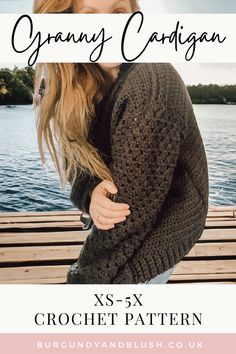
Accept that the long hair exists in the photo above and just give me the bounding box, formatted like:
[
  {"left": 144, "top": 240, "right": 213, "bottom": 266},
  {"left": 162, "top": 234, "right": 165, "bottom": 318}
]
[{"left": 33, "top": 0, "right": 140, "bottom": 188}]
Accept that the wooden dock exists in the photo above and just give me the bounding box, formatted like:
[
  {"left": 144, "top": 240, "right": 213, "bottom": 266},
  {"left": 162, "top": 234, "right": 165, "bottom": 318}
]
[{"left": 0, "top": 205, "right": 236, "bottom": 284}]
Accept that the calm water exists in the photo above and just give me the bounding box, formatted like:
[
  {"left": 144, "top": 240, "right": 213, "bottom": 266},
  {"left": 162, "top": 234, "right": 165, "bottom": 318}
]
[{"left": 0, "top": 104, "right": 235, "bottom": 212}]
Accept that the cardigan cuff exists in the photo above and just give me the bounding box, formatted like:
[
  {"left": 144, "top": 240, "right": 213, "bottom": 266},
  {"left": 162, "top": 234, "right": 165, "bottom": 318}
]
[
  {"left": 70, "top": 175, "right": 102, "bottom": 215},
  {"left": 67, "top": 261, "right": 88, "bottom": 284},
  {"left": 82, "top": 177, "right": 102, "bottom": 214}
]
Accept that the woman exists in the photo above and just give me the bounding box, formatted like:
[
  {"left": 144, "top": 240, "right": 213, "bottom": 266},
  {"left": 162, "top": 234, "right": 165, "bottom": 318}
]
[{"left": 33, "top": 0, "right": 209, "bottom": 284}]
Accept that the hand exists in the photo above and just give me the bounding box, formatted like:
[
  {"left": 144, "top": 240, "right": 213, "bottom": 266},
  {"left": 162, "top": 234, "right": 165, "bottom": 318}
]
[
  {"left": 89, "top": 180, "right": 131, "bottom": 230},
  {"left": 33, "top": 92, "right": 42, "bottom": 107}
]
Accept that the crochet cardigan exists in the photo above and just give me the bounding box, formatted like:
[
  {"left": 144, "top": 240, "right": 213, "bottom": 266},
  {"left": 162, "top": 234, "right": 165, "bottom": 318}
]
[{"left": 67, "top": 62, "right": 209, "bottom": 284}]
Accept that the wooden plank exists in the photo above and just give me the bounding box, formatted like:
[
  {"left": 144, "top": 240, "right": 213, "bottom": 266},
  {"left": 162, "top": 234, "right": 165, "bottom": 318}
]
[
  {"left": 0, "top": 211, "right": 81, "bottom": 217},
  {"left": 199, "top": 228, "right": 236, "bottom": 241},
  {"left": 0, "top": 230, "right": 234, "bottom": 244},
  {"left": 0, "top": 263, "right": 235, "bottom": 284},
  {"left": 0, "top": 206, "right": 234, "bottom": 219},
  {"left": 187, "top": 242, "right": 236, "bottom": 257},
  {"left": 0, "top": 230, "right": 90, "bottom": 244},
  {"left": 0, "top": 245, "right": 82, "bottom": 263},
  {"left": 0, "top": 260, "right": 236, "bottom": 284},
  {"left": 208, "top": 205, "right": 236, "bottom": 212},
  {"left": 1, "top": 220, "right": 235, "bottom": 230},
  {"left": 0, "top": 228, "right": 235, "bottom": 245},
  {"left": 205, "top": 220, "right": 236, "bottom": 228},
  {"left": 170, "top": 273, "right": 236, "bottom": 281},
  {"left": 1, "top": 241, "right": 235, "bottom": 264},
  {"left": 0, "top": 206, "right": 231, "bottom": 217},
  {"left": 0, "top": 215, "right": 83, "bottom": 224},
  {"left": 0, "top": 212, "right": 234, "bottom": 224},
  {"left": 0, "top": 265, "right": 69, "bottom": 284},
  {"left": 0, "top": 221, "right": 84, "bottom": 230},
  {"left": 3, "top": 219, "right": 233, "bottom": 230},
  {"left": 206, "top": 215, "right": 235, "bottom": 222},
  {"left": 207, "top": 211, "right": 235, "bottom": 218},
  {"left": 0, "top": 205, "right": 235, "bottom": 284},
  {"left": 173, "top": 260, "right": 236, "bottom": 274}
]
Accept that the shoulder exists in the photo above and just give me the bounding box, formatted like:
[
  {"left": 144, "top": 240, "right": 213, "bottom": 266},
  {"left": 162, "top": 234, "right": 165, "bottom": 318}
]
[{"left": 115, "top": 63, "right": 192, "bottom": 117}]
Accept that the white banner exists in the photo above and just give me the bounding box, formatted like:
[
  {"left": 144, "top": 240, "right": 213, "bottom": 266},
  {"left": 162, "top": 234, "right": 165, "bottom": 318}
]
[
  {"left": 0, "top": 13, "right": 235, "bottom": 64},
  {"left": 0, "top": 284, "right": 235, "bottom": 333}
]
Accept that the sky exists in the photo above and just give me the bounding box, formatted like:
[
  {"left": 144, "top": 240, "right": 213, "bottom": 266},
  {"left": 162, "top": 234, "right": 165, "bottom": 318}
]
[{"left": 0, "top": 0, "right": 236, "bottom": 85}]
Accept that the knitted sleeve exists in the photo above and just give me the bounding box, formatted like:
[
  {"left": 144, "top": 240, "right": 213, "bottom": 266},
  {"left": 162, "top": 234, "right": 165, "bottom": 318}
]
[
  {"left": 70, "top": 171, "right": 102, "bottom": 215},
  {"left": 70, "top": 96, "right": 185, "bottom": 283}
]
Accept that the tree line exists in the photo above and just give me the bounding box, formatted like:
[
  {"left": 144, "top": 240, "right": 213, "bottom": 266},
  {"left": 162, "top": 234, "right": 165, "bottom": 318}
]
[
  {"left": 0, "top": 66, "right": 34, "bottom": 105},
  {"left": 187, "top": 84, "right": 236, "bottom": 104},
  {"left": 0, "top": 66, "right": 236, "bottom": 105}
]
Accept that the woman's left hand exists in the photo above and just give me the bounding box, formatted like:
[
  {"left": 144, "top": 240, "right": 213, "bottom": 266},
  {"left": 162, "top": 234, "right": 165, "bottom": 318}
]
[{"left": 89, "top": 179, "right": 131, "bottom": 230}]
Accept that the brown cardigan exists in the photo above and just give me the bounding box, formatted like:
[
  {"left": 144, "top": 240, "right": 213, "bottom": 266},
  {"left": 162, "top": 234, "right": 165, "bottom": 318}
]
[{"left": 68, "top": 62, "right": 209, "bottom": 284}]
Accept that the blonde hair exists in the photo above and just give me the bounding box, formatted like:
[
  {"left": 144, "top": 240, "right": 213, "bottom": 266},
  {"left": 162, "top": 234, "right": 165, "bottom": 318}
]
[{"left": 33, "top": 0, "right": 140, "bottom": 188}]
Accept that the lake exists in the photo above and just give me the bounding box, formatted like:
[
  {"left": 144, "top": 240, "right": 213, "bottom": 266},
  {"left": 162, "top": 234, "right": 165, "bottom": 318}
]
[{"left": 0, "top": 104, "right": 235, "bottom": 212}]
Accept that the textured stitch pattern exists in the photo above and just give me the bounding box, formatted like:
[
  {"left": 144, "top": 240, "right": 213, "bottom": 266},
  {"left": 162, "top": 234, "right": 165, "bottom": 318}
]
[{"left": 68, "top": 63, "right": 209, "bottom": 284}]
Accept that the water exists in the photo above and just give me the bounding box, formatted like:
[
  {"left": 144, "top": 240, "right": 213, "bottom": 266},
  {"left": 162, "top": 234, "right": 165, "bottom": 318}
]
[
  {"left": 193, "top": 105, "right": 236, "bottom": 206},
  {"left": 0, "top": 105, "right": 73, "bottom": 212},
  {"left": 0, "top": 104, "right": 235, "bottom": 212}
]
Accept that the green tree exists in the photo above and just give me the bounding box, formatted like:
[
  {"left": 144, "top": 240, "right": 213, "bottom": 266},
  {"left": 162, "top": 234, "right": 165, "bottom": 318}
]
[{"left": 0, "top": 66, "right": 34, "bottom": 105}]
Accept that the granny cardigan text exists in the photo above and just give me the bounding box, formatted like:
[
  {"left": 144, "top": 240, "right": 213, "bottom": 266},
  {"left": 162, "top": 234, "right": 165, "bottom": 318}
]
[{"left": 11, "top": 12, "right": 226, "bottom": 66}]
